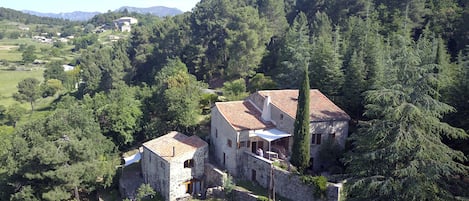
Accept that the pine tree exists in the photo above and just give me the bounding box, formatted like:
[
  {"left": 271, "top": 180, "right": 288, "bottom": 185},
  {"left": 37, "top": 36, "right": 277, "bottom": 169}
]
[
  {"left": 274, "top": 12, "right": 311, "bottom": 88},
  {"left": 344, "top": 35, "right": 468, "bottom": 200},
  {"left": 291, "top": 67, "right": 311, "bottom": 173},
  {"left": 310, "top": 12, "right": 344, "bottom": 99},
  {"left": 343, "top": 51, "right": 366, "bottom": 118}
]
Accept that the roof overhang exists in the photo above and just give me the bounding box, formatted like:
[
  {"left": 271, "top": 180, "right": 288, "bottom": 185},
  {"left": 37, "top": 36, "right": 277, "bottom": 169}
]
[{"left": 253, "top": 128, "right": 291, "bottom": 142}]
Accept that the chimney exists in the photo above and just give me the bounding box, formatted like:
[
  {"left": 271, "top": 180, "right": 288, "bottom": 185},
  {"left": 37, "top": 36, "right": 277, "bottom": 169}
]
[
  {"left": 172, "top": 146, "right": 175, "bottom": 157},
  {"left": 261, "top": 96, "right": 271, "bottom": 122}
]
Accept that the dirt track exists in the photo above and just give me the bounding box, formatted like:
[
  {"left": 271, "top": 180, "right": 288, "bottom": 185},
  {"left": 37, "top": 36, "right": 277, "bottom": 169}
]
[{"left": 0, "top": 45, "right": 18, "bottom": 51}]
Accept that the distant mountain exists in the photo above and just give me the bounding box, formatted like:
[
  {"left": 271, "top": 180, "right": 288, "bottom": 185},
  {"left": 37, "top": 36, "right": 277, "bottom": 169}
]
[
  {"left": 0, "top": 7, "right": 73, "bottom": 25},
  {"left": 116, "top": 6, "right": 183, "bottom": 16},
  {"left": 23, "top": 10, "right": 100, "bottom": 21},
  {"left": 21, "top": 6, "right": 183, "bottom": 22}
]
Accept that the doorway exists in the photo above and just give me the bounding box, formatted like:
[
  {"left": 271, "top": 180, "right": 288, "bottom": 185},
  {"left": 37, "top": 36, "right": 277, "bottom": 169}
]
[
  {"left": 251, "top": 141, "right": 257, "bottom": 153},
  {"left": 251, "top": 169, "right": 257, "bottom": 182},
  {"left": 251, "top": 141, "right": 265, "bottom": 153}
]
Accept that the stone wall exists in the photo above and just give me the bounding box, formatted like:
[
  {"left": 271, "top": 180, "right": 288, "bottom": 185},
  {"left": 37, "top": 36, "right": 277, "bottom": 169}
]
[
  {"left": 233, "top": 189, "right": 258, "bottom": 201},
  {"left": 204, "top": 163, "right": 227, "bottom": 188},
  {"left": 241, "top": 151, "right": 342, "bottom": 201},
  {"left": 141, "top": 147, "right": 170, "bottom": 200},
  {"left": 273, "top": 168, "right": 341, "bottom": 201},
  {"left": 241, "top": 151, "right": 273, "bottom": 188}
]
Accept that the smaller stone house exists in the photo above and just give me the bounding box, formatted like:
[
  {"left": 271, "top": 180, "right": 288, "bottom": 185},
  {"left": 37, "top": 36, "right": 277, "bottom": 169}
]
[{"left": 141, "top": 131, "right": 208, "bottom": 201}]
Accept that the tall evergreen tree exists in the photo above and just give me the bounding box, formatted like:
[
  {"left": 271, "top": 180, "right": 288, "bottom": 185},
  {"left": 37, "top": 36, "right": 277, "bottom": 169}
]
[
  {"left": 274, "top": 12, "right": 311, "bottom": 88},
  {"left": 291, "top": 67, "right": 311, "bottom": 173},
  {"left": 343, "top": 51, "right": 366, "bottom": 118},
  {"left": 344, "top": 35, "right": 468, "bottom": 200},
  {"left": 310, "top": 12, "right": 344, "bottom": 99}
]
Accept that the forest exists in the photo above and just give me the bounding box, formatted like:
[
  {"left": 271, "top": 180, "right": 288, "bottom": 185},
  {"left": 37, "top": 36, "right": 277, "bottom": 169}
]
[{"left": 0, "top": 0, "right": 468, "bottom": 200}]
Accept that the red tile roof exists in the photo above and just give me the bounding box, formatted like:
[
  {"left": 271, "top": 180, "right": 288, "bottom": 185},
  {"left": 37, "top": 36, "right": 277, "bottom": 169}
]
[
  {"left": 258, "top": 89, "right": 350, "bottom": 121},
  {"left": 215, "top": 101, "right": 274, "bottom": 131},
  {"left": 143, "top": 131, "right": 207, "bottom": 162},
  {"left": 214, "top": 90, "right": 350, "bottom": 131}
]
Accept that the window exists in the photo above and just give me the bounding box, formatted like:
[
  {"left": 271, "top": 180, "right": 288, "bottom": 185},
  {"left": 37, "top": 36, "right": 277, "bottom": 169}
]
[
  {"left": 160, "top": 161, "right": 165, "bottom": 169},
  {"left": 227, "top": 139, "right": 232, "bottom": 148},
  {"left": 280, "top": 114, "right": 284, "bottom": 120},
  {"left": 312, "top": 134, "right": 322, "bottom": 145},
  {"left": 329, "top": 133, "right": 336, "bottom": 140},
  {"left": 239, "top": 141, "right": 249, "bottom": 149},
  {"left": 239, "top": 141, "right": 245, "bottom": 148},
  {"left": 184, "top": 159, "right": 194, "bottom": 168},
  {"left": 215, "top": 129, "right": 218, "bottom": 138}
]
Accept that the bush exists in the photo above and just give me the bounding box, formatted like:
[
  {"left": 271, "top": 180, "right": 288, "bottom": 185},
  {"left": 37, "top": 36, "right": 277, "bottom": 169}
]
[
  {"left": 300, "top": 175, "right": 327, "bottom": 198},
  {"left": 223, "top": 174, "right": 235, "bottom": 200},
  {"left": 272, "top": 160, "right": 289, "bottom": 170}
]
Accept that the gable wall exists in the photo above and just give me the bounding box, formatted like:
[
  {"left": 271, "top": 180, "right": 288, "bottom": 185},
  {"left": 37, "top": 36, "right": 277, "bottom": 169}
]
[
  {"left": 211, "top": 106, "right": 240, "bottom": 176},
  {"left": 169, "top": 146, "right": 208, "bottom": 200},
  {"left": 141, "top": 147, "right": 170, "bottom": 200}
]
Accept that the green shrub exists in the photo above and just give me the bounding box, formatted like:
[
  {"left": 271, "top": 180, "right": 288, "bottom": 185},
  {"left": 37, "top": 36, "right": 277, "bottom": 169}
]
[
  {"left": 272, "top": 160, "right": 289, "bottom": 170},
  {"left": 300, "top": 175, "right": 327, "bottom": 198}
]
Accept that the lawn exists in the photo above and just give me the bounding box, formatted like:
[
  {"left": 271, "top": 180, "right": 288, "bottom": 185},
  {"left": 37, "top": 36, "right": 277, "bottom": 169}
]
[
  {"left": 0, "top": 69, "right": 44, "bottom": 107},
  {"left": 0, "top": 50, "right": 21, "bottom": 62}
]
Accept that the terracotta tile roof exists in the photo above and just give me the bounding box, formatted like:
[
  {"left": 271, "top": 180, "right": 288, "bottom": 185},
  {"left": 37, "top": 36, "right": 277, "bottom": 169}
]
[
  {"left": 215, "top": 101, "right": 273, "bottom": 131},
  {"left": 143, "top": 131, "right": 207, "bottom": 162},
  {"left": 257, "top": 89, "right": 350, "bottom": 121}
]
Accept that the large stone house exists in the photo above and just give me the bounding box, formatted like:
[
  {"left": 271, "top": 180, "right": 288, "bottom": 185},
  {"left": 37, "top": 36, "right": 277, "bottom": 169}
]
[
  {"left": 210, "top": 89, "right": 350, "bottom": 176},
  {"left": 141, "top": 131, "right": 208, "bottom": 201}
]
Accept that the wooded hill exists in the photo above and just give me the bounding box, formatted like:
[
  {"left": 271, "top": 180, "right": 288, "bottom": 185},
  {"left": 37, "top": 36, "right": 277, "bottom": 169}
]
[{"left": 0, "top": 0, "right": 468, "bottom": 200}]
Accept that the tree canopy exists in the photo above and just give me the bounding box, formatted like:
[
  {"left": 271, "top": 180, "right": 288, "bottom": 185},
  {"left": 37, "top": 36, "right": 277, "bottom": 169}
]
[{"left": 2, "top": 107, "right": 117, "bottom": 200}]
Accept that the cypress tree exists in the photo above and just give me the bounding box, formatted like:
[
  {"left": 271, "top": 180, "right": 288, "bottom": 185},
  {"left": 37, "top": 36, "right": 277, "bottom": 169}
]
[{"left": 291, "top": 67, "right": 311, "bottom": 173}]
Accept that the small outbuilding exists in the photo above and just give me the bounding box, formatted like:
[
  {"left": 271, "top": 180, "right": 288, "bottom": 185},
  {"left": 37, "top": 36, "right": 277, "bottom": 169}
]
[{"left": 141, "top": 131, "right": 208, "bottom": 201}]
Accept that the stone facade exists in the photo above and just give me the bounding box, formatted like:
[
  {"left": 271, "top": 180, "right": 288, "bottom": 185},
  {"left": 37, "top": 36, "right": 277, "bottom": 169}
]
[
  {"left": 141, "top": 132, "right": 208, "bottom": 201},
  {"left": 142, "top": 148, "right": 170, "bottom": 199},
  {"left": 204, "top": 163, "right": 227, "bottom": 188},
  {"left": 210, "top": 106, "right": 241, "bottom": 176}
]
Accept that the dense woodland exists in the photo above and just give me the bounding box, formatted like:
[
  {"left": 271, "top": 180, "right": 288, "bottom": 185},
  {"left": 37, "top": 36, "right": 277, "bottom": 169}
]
[{"left": 0, "top": 0, "right": 468, "bottom": 200}]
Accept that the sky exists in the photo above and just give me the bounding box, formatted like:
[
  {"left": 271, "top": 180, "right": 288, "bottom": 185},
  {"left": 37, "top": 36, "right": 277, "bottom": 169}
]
[{"left": 0, "top": 0, "right": 201, "bottom": 13}]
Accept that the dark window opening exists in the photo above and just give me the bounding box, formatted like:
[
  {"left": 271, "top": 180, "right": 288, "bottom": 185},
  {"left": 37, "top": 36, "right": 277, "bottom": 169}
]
[
  {"left": 312, "top": 134, "right": 322, "bottom": 145},
  {"left": 184, "top": 159, "right": 194, "bottom": 168}
]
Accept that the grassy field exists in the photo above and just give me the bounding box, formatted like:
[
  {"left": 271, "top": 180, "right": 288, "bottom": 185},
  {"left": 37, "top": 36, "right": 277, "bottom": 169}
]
[{"left": 0, "top": 69, "right": 44, "bottom": 107}]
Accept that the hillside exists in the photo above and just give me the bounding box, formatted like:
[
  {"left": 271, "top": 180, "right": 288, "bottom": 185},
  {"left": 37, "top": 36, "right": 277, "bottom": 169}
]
[
  {"left": 0, "top": 7, "right": 73, "bottom": 25},
  {"left": 20, "top": 6, "right": 183, "bottom": 21},
  {"left": 116, "top": 6, "right": 182, "bottom": 16},
  {"left": 22, "top": 10, "right": 100, "bottom": 21}
]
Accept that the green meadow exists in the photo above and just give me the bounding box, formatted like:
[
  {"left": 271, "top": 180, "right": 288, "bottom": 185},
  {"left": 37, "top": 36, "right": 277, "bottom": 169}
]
[{"left": 0, "top": 69, "right": 44, "bottom": 107}]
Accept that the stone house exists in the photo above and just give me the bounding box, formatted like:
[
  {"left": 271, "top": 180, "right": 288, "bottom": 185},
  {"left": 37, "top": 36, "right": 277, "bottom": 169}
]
[
  {"left": 141, "top": 131, "right": 208, "bottom": 201},
  {"left": 210, "top": 89, "right": 350, "bottom": 176}
]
